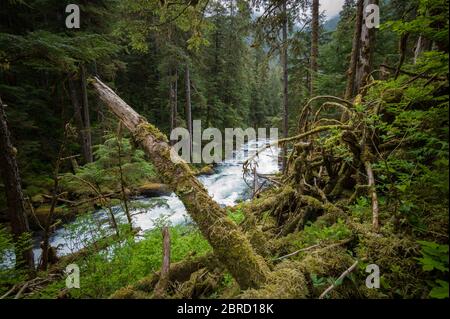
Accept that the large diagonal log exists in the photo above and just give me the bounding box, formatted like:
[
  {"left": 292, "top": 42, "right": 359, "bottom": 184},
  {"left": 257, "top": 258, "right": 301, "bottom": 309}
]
[{"left": 90, "top": 77, "right": 269, "bottom": 289}]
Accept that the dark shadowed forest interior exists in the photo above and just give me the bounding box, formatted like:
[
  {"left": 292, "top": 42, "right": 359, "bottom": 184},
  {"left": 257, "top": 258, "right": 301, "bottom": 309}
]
[{"left": 0, "top": 0, "right": 448, "bottom": 300}]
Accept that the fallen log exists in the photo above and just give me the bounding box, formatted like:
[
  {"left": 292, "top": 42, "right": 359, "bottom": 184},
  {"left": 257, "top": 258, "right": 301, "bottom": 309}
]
[{"left": 91, "top": 77, "right": 269, "bottom": 290}]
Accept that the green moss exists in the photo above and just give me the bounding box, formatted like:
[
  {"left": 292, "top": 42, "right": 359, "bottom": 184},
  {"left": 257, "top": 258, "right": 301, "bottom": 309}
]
[
  {"left": 31, "top": 194, "right": 45, "bottom": 204},
  {"left": 173, "top": 268, "right": 221, "bottom": 299},
  {"left": 110, "top": 287, "right": 150, "bottom": 299},
  {"left": 240, "top": 260, "right": 309, "bottom": 298},
  {"left": 198, "top": 165, "right": 215, "bottom": 175},
  {"left": 227, "top": 208, "right": 245, "bottom": 225},
  {"left": 134, "top": 121, "right": 168, "bottom": 144},
  {"left": 247, "top": 186, "right": 295, "bottom": 217},
  {"left": 205, "top": 218, "right": 270, "bottom": 290},
  {"left": 354, "top": 224, "right": 425, "bottom": 298},
  {"left": 300, "top": 195, "right": 323, "bottom": 209}
]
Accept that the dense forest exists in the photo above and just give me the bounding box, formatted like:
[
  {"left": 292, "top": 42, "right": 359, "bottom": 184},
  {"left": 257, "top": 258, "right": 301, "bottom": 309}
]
[{"left": 0, "top": 0, "right": 448, "bottom": 300}]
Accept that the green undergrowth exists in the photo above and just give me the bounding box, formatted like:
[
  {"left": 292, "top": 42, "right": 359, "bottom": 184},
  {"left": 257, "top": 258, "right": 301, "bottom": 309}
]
[
  {"left": 227, "top": 208, "right": 245, "bottom": 225},
  {"left": 60, "top": 137, "right": 158, "bottom": 198},
  {"left": 0, "top": 226, "right": 33, "bottom": 295},
  {"left": 29, "top": 224, "right": 211, "bottom": 299}
]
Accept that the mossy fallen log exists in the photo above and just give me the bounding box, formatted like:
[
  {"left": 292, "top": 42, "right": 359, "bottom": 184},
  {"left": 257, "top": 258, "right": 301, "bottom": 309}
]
[{"left": 91, "top": 77, "right": 270, "bottom": 290}]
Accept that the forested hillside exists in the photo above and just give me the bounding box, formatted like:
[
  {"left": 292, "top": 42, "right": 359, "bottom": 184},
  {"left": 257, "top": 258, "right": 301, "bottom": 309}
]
[{"left": 0, "top": 0, "right": 448, "bottom": 300}]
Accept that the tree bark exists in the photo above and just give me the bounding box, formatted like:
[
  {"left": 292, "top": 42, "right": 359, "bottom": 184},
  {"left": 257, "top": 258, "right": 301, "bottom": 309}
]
[
  {"left": 354, "top": 0, "right": 378, "bottom": 93},
  {"left": 80, "top": 65, "right": 93, "bottom": 163},
  {"left": 344, "top": 0, "right": 364, "bottom": 100},
  {"left": 169, "top": 68, "right": 178, "bottom": 145},
  {"left": 185, "top": 64, "right": 193, "bottom": 159},
  {"left": 0, "top": 97, "right": 35, "bottom": 271},
  {"left": 364, "top": 160, "right": 379, "bottom": 233},
  {"left": 91, "top": 77, "right": 270, "bottom": 290},
  {"left": 68, "top": 75, "right": 91, "bottom": 164},
  {"left": 40, "top": 123, "right": 73, "bottom": 270},
  {"left": 310, "top": 0, "right": 319, "bottom": 96},
  {"left": 281, "top": 0, "right": 289, "bottom": 172},
  {"left": 174, "top": 69, "right": 178, "bottom": 129},
  {"left": 414, "top": 35, "right": 432, "bottom": 64}
]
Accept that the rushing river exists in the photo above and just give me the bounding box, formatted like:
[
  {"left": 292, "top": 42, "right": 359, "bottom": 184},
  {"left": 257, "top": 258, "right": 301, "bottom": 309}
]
[{"left": 3, "top": 139, "right": 279, "bottom": 267}]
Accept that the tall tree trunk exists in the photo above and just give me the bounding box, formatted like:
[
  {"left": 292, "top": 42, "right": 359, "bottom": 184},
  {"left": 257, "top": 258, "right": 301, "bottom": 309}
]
[
  {"left": 169, "top": 68, "right": 178, "bottom": 144},
  {"left": 344, "top": 0, "right": 364, "bottom": 100},
  {"left": 80, "top": 65, "right": 93, "bottom": 163},
  {"left": 68, "top": 75, "right": 90, "bottom": 163},
  {"left": 395, "top": 32, "right": 410, "bottom": 79},
  {"left": 0, "top": 97, "right": 34, "bottom": 271},
  {"left": 91, "top": 77, "right": 270, "bottom": 290},
  {"left": 174, "top": 69, "right": 178, "bottom": 129},
  {"left": 414, "top": 35, "right": 432, "bottom": 64},
  {"left": 116, "top": 124, "right": 132, "bottom": 231},
  {"left": 354, "top": 0, "right": 378, "bottom": 93},
  {"left": 281, "top": 0, "right": 289, "bottom": 172},
  {"left": 185, "top": 64, "right": 193, "bottom": 160},
  {"left": 310, "top": 0, "right": 319, "bottom": 96},
  {"left": 40, "top": 125, "right": 67, "bottom": 270}
]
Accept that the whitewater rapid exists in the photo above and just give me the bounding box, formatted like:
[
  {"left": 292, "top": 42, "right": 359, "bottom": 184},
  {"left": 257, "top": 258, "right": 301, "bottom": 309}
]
[{"left": 1, "top": 139, "right": 279, "bottom": 267}]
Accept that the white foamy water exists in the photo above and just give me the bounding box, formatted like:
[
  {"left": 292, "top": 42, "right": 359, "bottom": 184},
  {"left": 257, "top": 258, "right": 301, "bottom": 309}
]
[
  {"left": 198, "top": 139, "right": 279, "bottom": 206},
  {"left": 2, "top": 139, "right": 279, "bottom": 268}
]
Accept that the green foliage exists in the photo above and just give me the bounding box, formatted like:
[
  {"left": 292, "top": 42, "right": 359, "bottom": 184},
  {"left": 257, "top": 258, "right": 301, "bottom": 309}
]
[
  {"left": 60, "top": 136, "right": 156, "bottom": 196},
  {"left": 416, "top": 240, "right": 449, "bottom": 299},
  {"left": 0, "top": 31, "right": 119, "bottom": 73},
  {"left": 221, "top": 272, "right": 234, "bottom": 288},
  {"left": 383, "top": 0, "right": 449, "bottom": 46},
  {"left": 0, "top": 226, "right": 31, "bottom": 295},
  {"left": 293, "top": 219, "right": 352, "bottom": 249},
  {"left": 0, "top": 0, "right": 449, "bottom": 301},
  {"left": 310, "top": 273, "right": 327, "bottom": 287},
  {"left": 349, "top": 197, "right": 372, "bottom": 221},
  {"left": 365, "top": 49, "right": 449, "bottom": 231},
  {"left": 228, "top": 208, "right": 245, "bottom": 225},
  {"left": 417, "top": 241, "right": 449, "bottom": 272},
  {"left": 34, "top": 224, "right": 211, "bottom": 298},
  {"left": 430, "top": 280, "right": 449, "bottom": 299},
  {"left": 114, "top": 0, "right": 211, "bottom": 53},
  {"left": 303, "top": 219, "right": 351, "bottom": 244}
]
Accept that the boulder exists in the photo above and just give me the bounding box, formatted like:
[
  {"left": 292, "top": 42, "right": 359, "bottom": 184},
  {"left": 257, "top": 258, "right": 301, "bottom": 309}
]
[
  {"left": 137, "top": 183, "right": 171, "bottom": 197},
  {"left": 31, "top": 194, "right": 46, "bottom": 205},
  {"left": 198, "top": 165, "right": 215, "bottom": 176}
]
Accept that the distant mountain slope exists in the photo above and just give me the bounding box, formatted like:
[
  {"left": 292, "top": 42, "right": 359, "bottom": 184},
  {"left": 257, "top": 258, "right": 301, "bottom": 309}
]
[{"left": 324, "top": 14, "right": 340, "bottom": 31}]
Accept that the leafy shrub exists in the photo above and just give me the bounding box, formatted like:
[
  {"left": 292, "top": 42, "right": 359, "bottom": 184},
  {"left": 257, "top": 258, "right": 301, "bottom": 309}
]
[
  {"left": 0, "top": 226, "right": 31, "bottom": 296},
  {"left": 294, "top": 218, "right": 352, "bottom": 248},
  {"left": 60, "top": 136, "right": 157, "bottom": 197},
  {"left": 33, "top": 224, "right": 211, "bottom": 298},
  {"left": 228, "top": 208, "right": 245, "bottom": 225},
  {"left": 416, "top": 240, "right": 449, "bottom": 299}
]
